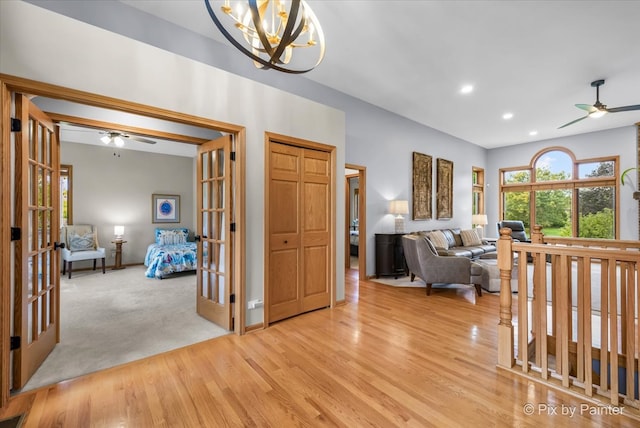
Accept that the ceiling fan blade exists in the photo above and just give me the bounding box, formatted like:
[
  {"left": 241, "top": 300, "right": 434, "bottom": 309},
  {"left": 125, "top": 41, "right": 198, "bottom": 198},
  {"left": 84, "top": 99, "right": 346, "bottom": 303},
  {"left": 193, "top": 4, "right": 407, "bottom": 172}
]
[
  {"left": 125, "top": 135, "right": 157, "bottom": 145},
  {"left": 558, "top": 115, "right": 589, "bottom": 129},
  {"left": 575, "top": 104, "right": 597, "bottom": 113},
  {"left": 606, "top": 104, "right": 640, "bottom": 113}
]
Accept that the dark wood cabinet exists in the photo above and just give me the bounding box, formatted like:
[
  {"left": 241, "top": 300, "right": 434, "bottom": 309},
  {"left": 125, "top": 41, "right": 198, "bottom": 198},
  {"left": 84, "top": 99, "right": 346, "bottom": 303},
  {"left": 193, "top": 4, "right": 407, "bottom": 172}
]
[{"left": 375, "top": 233, "right": 408, "bottom": 278}]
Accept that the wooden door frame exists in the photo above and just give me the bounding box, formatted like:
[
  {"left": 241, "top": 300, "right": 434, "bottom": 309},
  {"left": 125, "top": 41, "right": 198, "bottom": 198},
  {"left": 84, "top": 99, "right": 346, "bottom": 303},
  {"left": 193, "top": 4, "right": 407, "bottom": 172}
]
[
  {"left": 345, "top": 164, "right": 366, "bottom": 279},
  {"left": 0, "top": 73, "right": 247, "bottom": 408},
  {"left": 263, "top": 132, "right": 337, "bottom": 328}
]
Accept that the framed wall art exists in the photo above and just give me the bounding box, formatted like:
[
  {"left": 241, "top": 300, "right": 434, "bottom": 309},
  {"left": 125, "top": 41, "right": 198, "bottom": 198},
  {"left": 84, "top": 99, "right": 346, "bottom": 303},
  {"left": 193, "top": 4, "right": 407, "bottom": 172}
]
[
  {"left": 436, "top": 158, "right": 453, "bottom": 219},
  {"left": 412, "top": 152, "right": 432, "bottom": 220},
  {"left": 152, "top": 194, "right": 180, "bottom": 223}
]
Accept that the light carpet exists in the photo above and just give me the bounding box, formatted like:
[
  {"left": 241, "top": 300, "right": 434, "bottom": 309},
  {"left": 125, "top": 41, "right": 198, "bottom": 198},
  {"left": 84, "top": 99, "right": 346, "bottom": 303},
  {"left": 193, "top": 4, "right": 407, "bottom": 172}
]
[{"left": 21, "top": 265, "right": 229, "bottom": 392}]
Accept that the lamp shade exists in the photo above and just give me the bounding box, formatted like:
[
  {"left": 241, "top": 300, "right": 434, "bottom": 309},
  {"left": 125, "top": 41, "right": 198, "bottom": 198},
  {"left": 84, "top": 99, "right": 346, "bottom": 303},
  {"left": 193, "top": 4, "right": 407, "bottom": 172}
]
[
  {"left": 389, "top": 200, "right": 409, "bottom": 215},
  {"left": 472, "top": 214, "right": 488, "bottom": 226},
  {"left": 114, "top": 225, "right": 125, "bottom": 238}
]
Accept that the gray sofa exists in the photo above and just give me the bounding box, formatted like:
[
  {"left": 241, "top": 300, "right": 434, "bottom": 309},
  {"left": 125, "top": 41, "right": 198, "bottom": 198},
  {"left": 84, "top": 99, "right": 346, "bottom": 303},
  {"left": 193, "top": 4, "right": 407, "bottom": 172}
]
[{"left": 412, "top": 228, "right": 496, "bottom": 259}]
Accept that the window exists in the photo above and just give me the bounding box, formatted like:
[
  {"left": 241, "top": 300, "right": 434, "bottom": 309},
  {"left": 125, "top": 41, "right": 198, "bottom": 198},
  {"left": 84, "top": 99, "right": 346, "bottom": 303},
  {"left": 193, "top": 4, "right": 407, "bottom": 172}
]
[
  {"left": 500, "top": 148, "right": 618, "bottom": 239},
  {"left": 472, "top": 167, "right": 484, "bottom": 215},
  {"left": 60, "top": 164, "right": 72, "bottom": 226}
]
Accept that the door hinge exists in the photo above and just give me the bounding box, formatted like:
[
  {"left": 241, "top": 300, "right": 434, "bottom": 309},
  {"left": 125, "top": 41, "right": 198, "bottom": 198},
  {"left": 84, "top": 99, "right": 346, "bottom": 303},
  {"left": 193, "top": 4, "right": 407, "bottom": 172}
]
[
  {"left": 11, "top": 227, "right": 21, "bottom": 241},
  {"left": 230, "top": 293, "right": 235, "bottom": 303},
  {"left": 10, "top": 336, "right": 20, "bottom": 350},
  {"left": 10, "top": 118, "right": 21, "bottom": 132},
  {"left": 230, "top": 151, "right": 236, "bottom": 161},
  {"left": 230, "top": 222, "right": 236, "bottom": 232}
]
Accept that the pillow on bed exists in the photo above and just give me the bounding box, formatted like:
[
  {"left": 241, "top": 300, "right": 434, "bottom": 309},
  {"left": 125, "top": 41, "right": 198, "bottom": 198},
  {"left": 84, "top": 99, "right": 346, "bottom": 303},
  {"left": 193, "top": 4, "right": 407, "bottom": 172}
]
[{"left": 155, "top": 228, "right": 188, "bottom": 245}]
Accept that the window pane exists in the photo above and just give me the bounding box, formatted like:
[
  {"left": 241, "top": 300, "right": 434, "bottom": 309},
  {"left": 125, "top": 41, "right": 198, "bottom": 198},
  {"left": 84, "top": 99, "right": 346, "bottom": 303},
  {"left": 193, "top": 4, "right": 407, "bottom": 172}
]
[
  {"left": 535, "top": 150, "right": 572, "bottom": 182},
  {"left": 535, "top": 189, "right": 572, "bottom": 236},
  {"left": 503, "top": 170, "right": 530, "bottom": 184},
  {"left": 578, "top": 161, "right": 614, "bottom": 179},
  {"left": 472, "top": 191, "right": 480, "bottom": 215},
  {"left": 503, "top": 191, "right": 530, "bottom": 232},
  {"left": 577, "top": 187, "right": 614, "bottom": 238}
]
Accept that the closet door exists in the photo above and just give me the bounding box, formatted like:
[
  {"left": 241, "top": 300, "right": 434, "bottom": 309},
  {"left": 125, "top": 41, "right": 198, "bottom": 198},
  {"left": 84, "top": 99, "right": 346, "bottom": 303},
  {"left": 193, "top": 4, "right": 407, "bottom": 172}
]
[{"left": 267, "top": 141, "right": 331, "bottom": 323}]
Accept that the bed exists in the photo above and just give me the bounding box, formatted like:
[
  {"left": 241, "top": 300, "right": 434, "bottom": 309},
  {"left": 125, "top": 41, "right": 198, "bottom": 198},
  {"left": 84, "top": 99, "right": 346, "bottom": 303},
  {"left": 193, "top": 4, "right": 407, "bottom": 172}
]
[
  {"left": 350, "top": 230, "right": 359, "bottom": 256},
  {"left": 144, "top": 228, "right": 198, "bottom": 279}
]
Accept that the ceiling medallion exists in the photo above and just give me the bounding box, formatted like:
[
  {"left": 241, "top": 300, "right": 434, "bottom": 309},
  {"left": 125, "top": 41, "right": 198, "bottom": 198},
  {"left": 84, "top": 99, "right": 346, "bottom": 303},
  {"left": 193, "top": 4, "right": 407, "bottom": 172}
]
[{"left": 204, "top": 0, "right": 325, "bottom": 74}]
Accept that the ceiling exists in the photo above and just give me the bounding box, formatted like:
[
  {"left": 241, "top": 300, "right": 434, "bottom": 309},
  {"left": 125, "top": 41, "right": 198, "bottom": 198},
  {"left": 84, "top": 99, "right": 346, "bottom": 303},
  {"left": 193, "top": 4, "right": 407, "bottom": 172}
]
[{"left": 117, "top": 0, "right": 640, "bottom": 149}]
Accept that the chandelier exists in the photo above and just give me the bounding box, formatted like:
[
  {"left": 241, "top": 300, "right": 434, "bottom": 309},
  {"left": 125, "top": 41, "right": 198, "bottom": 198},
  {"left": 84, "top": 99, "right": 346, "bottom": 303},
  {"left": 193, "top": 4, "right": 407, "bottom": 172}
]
[{"left": 204, "top": 0, "right": 325, "bottom": 74}]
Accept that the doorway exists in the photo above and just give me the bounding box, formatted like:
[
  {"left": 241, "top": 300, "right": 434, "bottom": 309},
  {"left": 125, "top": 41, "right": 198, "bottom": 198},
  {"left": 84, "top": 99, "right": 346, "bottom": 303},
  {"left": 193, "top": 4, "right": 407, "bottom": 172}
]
[
  {"left": 0, "top": 75, "right": 246, "bottom": 404},
  {"left": 345, "top": 164, "right": 366, "bottom": 279}
]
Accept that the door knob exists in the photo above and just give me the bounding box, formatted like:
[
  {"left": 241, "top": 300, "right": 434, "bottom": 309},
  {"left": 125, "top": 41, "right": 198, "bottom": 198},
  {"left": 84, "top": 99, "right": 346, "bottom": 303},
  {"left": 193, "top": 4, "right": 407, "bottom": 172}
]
[{"left": 54, "top": 242, "right": 65, "bottom": 250}]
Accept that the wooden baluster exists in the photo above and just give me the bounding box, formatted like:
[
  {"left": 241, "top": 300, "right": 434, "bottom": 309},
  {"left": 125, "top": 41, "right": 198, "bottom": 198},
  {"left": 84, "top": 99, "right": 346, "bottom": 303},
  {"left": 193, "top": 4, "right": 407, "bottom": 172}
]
[
  {"left": 609, "top": 257, "right": 619, "bottom": 406},
  {"left": 497, "top": 227, "right": 514, "bottom": 368}
]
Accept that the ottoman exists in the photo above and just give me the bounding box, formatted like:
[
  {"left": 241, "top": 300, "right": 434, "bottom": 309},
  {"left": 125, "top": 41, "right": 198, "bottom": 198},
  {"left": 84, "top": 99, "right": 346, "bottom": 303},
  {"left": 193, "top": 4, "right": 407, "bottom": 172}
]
[{"left": 476, "top": 253, "right": 519, "bottom": 293}]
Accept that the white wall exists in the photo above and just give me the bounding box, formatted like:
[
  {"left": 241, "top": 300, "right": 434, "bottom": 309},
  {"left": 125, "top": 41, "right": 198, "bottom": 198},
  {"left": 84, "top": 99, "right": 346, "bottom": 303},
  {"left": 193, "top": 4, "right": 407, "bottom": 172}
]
[
  {"left": 61, "top": 141, "right": 195, "bottom": 267},
  {"left": 1, "top": 1, "right": 346, "bottom": 326},
  {"left": 486, "top": 126, "right": 638, "bottom": 240}
]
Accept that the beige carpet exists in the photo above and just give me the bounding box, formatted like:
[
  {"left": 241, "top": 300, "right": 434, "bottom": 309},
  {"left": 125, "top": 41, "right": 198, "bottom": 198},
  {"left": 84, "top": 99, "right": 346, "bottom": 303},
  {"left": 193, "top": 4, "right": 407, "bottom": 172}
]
[{"left": 20, "top": 265, "right": 229, "bottom": 392}]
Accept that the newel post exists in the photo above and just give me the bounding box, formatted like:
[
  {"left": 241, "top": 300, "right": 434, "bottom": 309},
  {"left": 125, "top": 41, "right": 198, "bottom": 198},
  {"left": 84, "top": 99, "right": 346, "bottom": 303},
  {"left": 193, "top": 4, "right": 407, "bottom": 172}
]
[
  {"left": 497, "top": 227, "right": 515, "bottom": 368},
  {"left": 531, "top": 224, "right": 543, "bottom": 244}
]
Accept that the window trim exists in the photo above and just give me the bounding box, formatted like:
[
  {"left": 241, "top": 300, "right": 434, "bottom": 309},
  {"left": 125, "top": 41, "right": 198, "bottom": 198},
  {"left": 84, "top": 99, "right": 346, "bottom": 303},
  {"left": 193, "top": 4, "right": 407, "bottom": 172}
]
[{"left": 499, "top": 147, "right": 619, "bottom": 239}]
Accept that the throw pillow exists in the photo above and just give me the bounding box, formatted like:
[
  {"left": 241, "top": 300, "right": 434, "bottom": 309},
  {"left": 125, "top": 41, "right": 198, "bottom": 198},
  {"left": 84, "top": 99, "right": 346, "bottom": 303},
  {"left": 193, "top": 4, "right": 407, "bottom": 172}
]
[
  {"left": 460, "top": 229, "right": 482, "bottom": 247},
  {"left": 69, "top": 232, "right": 96, "bottom": 251},
  {"left": 427, "top": 230, "right": 449, "bottom": 250},
  {"left": 158, "top": 229, "right": 187, "bottom": 245},
  {"left": 155, "top": 228, "right": 188, "bottom": 244}
]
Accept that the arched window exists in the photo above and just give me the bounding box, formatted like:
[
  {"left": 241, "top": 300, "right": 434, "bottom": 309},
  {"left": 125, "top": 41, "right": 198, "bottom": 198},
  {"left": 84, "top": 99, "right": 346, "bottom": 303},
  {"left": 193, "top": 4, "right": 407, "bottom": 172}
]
[{"left": 500, "top": 147, "right": 618, "bottom": 239}]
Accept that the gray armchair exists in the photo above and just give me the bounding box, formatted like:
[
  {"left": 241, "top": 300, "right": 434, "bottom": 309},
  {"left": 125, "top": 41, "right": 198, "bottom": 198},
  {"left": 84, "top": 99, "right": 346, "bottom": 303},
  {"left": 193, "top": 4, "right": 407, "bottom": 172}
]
[{"left": 402, "top": 234, "right": 482, "bottom": 297}]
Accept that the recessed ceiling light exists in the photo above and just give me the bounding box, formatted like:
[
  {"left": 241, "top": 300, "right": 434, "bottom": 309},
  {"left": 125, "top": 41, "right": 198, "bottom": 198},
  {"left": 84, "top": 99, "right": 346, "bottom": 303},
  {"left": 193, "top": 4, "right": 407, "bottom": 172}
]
[
  {"left": 529, "top": 130, "right": 538, "bottom": 136},
  {"left": 460, "top": 84, "right": 474, "bottom": 94},
  {"left": 502, "top": 112, "right": 514, "bottom": 120}
]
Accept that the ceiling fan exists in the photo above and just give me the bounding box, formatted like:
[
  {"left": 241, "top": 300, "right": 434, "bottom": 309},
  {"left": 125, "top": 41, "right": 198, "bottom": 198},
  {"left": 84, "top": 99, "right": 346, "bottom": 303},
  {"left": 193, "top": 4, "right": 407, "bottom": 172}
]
[
  {"left": 99, "top": 131, "right": 157, "bottom": 147},
  {"left": 58, "top": 122, "right": 158, "bottom": 146},
  {"left": 558, "top": 79, "right": 640, "bottom": 129}
]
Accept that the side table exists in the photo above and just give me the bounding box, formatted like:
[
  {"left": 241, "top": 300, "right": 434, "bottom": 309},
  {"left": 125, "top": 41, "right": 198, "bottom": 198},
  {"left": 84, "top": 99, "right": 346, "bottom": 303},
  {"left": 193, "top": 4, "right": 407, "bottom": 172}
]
[{"left": 112, "top": 240, "right": 127, "bottom": 270}]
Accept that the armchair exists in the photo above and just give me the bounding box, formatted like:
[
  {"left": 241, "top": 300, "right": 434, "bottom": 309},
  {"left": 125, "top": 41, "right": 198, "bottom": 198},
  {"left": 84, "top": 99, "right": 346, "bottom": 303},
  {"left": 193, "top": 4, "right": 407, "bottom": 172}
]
[
  {"left": 496, "top": 220, "right": 530, "bottom": 242},
  {"left": 497, "top": 220, "right": 535, "bottom": 262},
  {"left": 60, "top": 225, "right": 106, "bottom": 279},
  {"left": 402, "top": 234, "right": 482, "bottom": 297}
]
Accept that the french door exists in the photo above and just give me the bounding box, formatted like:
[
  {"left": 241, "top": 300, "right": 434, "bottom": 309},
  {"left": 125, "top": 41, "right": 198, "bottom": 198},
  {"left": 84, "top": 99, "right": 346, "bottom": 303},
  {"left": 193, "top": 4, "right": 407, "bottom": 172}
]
[
  {"left": 13, "top": 94, "right": 61, "bottom": 389},
  {"left": 196, "top": 135, "right": 233, "bottom": 330}
]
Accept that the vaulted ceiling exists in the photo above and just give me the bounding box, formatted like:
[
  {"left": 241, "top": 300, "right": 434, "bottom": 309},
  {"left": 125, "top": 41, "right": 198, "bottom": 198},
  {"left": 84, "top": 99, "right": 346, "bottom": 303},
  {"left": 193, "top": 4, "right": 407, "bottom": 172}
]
[{"left": 119, "top": 0, "right": 640, "bottom": 149}]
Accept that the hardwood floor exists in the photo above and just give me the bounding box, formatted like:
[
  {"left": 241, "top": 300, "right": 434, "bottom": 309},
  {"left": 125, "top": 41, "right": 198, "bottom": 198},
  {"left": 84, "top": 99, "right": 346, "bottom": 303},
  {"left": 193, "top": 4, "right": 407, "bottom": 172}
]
[{"left": 1, "top": 269, "right": 637, "bottom": 427}]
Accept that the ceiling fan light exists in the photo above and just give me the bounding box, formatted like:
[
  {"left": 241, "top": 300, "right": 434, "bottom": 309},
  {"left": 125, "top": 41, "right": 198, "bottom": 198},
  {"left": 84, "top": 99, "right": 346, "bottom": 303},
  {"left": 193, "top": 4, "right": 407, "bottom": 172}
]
[
  {"left": 113, "top": 136, "right": 125, "bottom": 147},
  {"left": 589, "top": 110, "right": 607, "bottom": 119},
  {"left": 100, "top": 135, "right": 111, "bottom": 144}
]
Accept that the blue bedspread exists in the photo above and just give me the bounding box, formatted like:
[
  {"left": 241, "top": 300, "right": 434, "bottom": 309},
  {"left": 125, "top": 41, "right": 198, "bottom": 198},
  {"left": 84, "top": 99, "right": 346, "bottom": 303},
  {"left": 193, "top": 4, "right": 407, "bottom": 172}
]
[{"left": 144, "top": 242, "right": 197, "bottom": 279}]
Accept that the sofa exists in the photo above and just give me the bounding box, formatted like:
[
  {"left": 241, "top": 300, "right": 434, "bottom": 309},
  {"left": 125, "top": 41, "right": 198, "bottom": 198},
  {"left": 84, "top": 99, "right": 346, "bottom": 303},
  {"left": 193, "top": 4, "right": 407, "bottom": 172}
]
[{"left": 412, "top": 228, "right": 496, "bottom": 259}]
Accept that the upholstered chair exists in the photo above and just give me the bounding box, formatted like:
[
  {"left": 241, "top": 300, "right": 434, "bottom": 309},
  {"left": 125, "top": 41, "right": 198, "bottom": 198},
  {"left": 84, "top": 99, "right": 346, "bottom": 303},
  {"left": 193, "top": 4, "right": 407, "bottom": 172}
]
[
  {"left": 60, "top": 225, "right": 106, "bottom": 279},
  {"left": 401, "top": 234, "right": 482, "bottom": 297},
  {"left": 496, "top": 220, "right": 531, "bottom": 242},
  {"left": 497, "top": 220, "right": 534, "bottom": 262}
]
